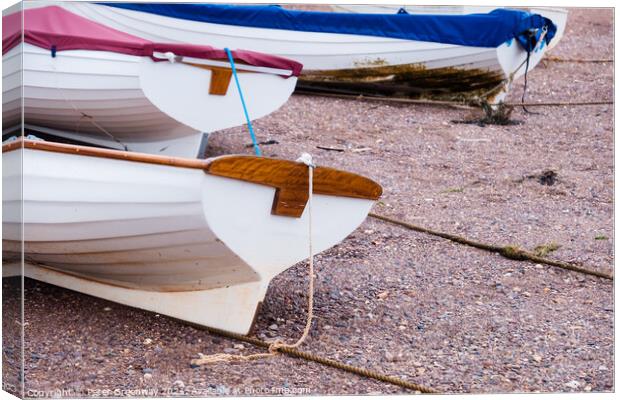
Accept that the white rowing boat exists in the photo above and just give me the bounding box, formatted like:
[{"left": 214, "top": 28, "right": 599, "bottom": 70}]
[
  {"left": 2, "top": 138, "right": 382, "bottom": 334},
  {"left": 2, "top": 6, "right": 301, "bottom": 157},
  {"left": 37, "top": 2, "right": 558, "bottom": 103},
  {"left": 331, "top": 5, "right": 568, "bottom": 51}
]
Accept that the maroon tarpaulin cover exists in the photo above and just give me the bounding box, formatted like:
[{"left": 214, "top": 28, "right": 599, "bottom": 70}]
[{"left": 2, "top": 6, "right": 302, "bottom": 77}]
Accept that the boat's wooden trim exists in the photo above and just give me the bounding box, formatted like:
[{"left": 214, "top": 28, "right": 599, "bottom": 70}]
[
  {"left": 205, "top": 155, "right": 382, "bottom": 217},
  {"left": 209, "top": 67, "right": 233, "bottom": 95},
  {"left": 3, "top": 138, "right": 208, "bottom": 169},
  {"left": 185, "top": 63, "right": 236, "bottom": 95},
  {"left": 3, "top": 138, "right": 382, "bottom": 218}
]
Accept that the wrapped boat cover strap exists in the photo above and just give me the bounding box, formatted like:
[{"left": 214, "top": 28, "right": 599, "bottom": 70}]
[
  {"left": 100, "top": 3, "right": 557, "bottom": 49},
  {"left": 1, "top": 6, "right": 302, "bottom": 77}
]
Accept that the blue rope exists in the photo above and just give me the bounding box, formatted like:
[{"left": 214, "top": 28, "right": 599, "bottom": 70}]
[{"left": 225, "top": 48, "right": 261, "bottom": 156}]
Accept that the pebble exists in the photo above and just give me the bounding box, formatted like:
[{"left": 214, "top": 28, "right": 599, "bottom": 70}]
[
  {"left": 383, "top": 351, "right": 404, "bottom": 362},
  {"left": 564, "top": 380, "right": 580, "bottom": 389},
  {"left": 233, "top": 344, "right": 245, "bottom": 350},
  {"left": 173, "top": 380, "right": 185, "bottom": 388},
  {"left": 268, "top": 324, "right": 278, "bottom": 331},
  {"left": 143, "top": 373, "right": 153, "bottom": 380}
]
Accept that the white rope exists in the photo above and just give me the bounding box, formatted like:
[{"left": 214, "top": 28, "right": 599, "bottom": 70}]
[{"left": 192, "top": 153, "right": 316, "bottom": 365}]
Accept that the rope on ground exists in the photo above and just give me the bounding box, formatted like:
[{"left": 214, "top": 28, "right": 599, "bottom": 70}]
[
  {"left": 501, "top": 100, "right": 613, "bottom": 107},
  {"left": 193, "top": 324, "right": 437, "bottom": 394},
  {"left": 295, "top": 89, "right": 474, "bottom": 108},
  {"left": 368, "top": 212, "right": 613, "bottom": 281},
  {"left": 193, "top": 155, "right": 316, "bottom": 361},
  {"left": 545, "top": 56, "right": 613, "bottom": 63},
  {"left": 295, "top": 90, "right": 613, "bottom": 109}
]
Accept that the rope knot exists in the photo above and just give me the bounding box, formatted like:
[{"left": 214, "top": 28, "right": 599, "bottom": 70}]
[{"left": 296, "top": 153, "right": 315, "bottom": 168}]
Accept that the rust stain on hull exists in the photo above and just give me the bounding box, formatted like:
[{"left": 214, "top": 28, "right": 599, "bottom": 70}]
[{"left": 298, "top": 63, "right": 506, "bottom": 101}]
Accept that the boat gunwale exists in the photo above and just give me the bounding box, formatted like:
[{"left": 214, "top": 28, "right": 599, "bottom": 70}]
[{"left": 3, "top": 138, "right": 382, "bottom": 217}]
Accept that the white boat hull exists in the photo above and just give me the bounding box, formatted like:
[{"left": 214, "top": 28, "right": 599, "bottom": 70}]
[
  {"left": 33, "top": 2, "right": 551, "bottom": 102},
  {"left": 2, "top": 41, "right": 297, "bottom": 157},
  {"left": 2, "top": 143, "right": 378, "bottom": 333}
]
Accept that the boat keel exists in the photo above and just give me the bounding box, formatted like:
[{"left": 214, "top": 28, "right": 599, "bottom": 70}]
[{"left": 8, "top": 262, "right": 268, "bottom": 335}]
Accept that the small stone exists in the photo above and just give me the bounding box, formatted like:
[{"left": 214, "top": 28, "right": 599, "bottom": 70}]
[
  {"left": 103, "top": 307, "right": 112, "bottom": 312},
  {"left": 143, "top": 373, "right": 153, "bottom": 380},
  {"left": 377, "top": 291, "right": 389, "bottom": 300},
  {"left": 523, "top": 291, "right": 531, "bottom": 297},
  {"left": 532, "top": 354, "right": 542, "bottom": 363},
  {"left": 173, "top": 380, "right": 185, "bottom": 388},
  {"left": 233, "top": 344, "right": 245, "bottom": 350},
  {"left": 143, "top": 338, "right": 153, "bottom": 345},
  {"left": 598, "top": 365, "right": 608, "bottom": 371},
  {"left": 416, "top": 367, "right": 426, "bottom": 375},
  {"left": 268, "top": 324, "right": 278, "bottom": 331},
  {"left": 564, "top": 380, "right": 580, "bottom": 389},
  {"left": 584, "top": 385, "right": 592, "bottom": 392},
  {"left": 383, "top": 351, "right": 403, "bottom": 362},
  {"left": 142, "top": 368, "right": 153, "bottom": 374}
]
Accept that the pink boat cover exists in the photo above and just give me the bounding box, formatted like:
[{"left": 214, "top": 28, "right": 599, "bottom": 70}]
[{"left": 2, "top": 6, "right": 302, "bottom": 77}]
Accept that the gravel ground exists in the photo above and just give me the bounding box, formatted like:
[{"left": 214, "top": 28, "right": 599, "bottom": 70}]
[{"left": 2, "top": 7, "right": 613, "bottom": 397}]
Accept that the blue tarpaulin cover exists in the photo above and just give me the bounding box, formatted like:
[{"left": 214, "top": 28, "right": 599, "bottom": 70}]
[{"left": 101, "top": 3, "right": 556, "bottom": 50}]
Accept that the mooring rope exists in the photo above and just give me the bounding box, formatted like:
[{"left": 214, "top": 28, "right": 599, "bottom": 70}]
[
  {"left": 195, "top": 324, "right": 437, "bottom": 394},
  {"left": 294, "top": 90, "right": 613, "bottom": 109},
  {"left": 225, "top": 47, "right": 261, "bottom": 156},
  {"left": 369, "top": 212, "right": 613, "bottom": 281},
  {"left": 520, "top": 48, "right": 538, "bottom": 115},
  {"left": 192, "top": 154, "right": 316, "bottom": 364},
  {"left": 545, "top": 56, "right": 614, "bottom": 63}
]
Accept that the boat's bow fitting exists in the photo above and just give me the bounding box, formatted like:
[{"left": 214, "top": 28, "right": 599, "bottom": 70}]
[{"left": 204, "top": 155, "right": 383, "bottom": 218}]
